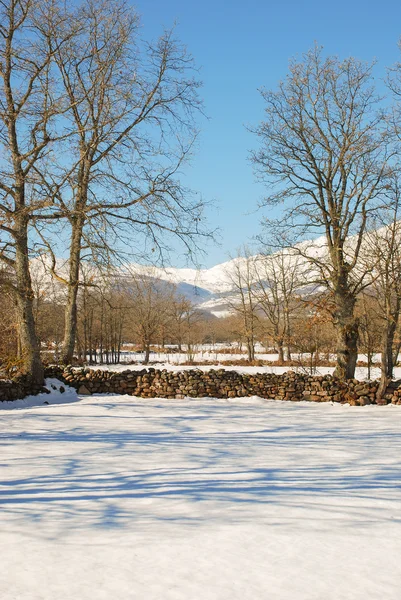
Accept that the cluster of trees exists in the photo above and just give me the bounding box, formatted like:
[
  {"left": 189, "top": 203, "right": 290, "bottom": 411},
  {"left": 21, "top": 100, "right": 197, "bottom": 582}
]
[
  {"left": 0, "top": 0, "right": 209, "bottom": 384},
  {"left": 35, "top": 268, "right": 204, "bottom": 365},
  {"left": 0, "top": 263, "right": 256, "bottom": 367}
]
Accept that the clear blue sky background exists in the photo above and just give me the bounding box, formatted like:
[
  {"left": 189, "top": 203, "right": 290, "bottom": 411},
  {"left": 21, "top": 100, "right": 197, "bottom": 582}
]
[{"left": 133, "top": 0, "right": 401, "bottom": 268}]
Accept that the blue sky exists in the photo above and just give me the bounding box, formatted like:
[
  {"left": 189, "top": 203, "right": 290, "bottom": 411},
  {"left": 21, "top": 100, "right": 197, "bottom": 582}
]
[{"left": 134, "top": 0, "right": 401, "bottom": 268}]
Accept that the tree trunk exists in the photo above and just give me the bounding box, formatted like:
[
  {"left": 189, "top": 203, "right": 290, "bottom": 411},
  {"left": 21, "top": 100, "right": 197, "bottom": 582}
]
[
  {"left": 277, "top": 339, "right": 284, "bottom": 363},
  {"left": 15, "top": 217, "right": 44, "bottom": 385},
  {"left": 385, "top": 323, "right": 396, "bottom": 379},
  {"left": 99, "top": 296, "right": 104, "bottom": 364},
  {"left": 393, "top": 341, "right": 401, "bottom": 369},
  {"left": 333, "top": 293, "right": 358, "bottom": 380},
  {"left": 144, "top": 344, "right": 150, "bottom": 365},
  {"left": 367, "top": 350, "right": 372, "bottom": 381},
  {"left": 284, "top": 308, "right": 292, "bottom": 361},
  {"left": 61, "top": 216, "right": 84, "bottom": 364},
  {"left": 377, "top": 322, "right": 396, "bottom": 400},
  {"left": 246, "top": 338, "right": 255, "bottom": 362},
  {"left": 62, "top": 280, "right": 79, "bottom": 364}
]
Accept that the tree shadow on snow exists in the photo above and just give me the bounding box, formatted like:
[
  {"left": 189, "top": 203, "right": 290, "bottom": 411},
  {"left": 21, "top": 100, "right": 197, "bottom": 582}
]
[{"left": 1, "top": 399, "right": 401, "bottom": 536}]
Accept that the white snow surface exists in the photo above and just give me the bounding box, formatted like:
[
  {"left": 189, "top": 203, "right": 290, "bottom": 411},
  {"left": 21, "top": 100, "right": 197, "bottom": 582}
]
[
  {"left": 88, "top": 350, "right": 398, "bottom": 381},
  {"left": 1, "top": 387, "right": 401, "bottom": 599}
]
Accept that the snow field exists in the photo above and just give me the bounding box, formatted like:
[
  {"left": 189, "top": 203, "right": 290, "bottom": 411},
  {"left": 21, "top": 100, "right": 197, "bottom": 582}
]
[
  {"left": 90, "top": 356, "right": 396, "bottom": 382},
  {"left": 1, "top": 388, "right": 401, "bottom": 599}
]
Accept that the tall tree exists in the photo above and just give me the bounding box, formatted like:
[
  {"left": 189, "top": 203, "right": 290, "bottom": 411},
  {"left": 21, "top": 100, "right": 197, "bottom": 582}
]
[
  {"left": 169, "top": 294, "right": 195, "bottom": 352},
  {"left": 0, "top": 0, "right": 71, "bottom": 383},
  {"left": 251, "top": 46, "right": 392, "bottom": 379}
]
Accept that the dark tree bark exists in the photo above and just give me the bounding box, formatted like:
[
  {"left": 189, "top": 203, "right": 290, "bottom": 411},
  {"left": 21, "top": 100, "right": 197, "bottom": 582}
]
[
  {"left": 61, "top": 214, "right": 84, "bottom": 364},
  {"left": 332, "top": 287, "right": 359, "bottom": 379},
  {"left": 14, "top": 216, "right": 44, "bottom": 384}
]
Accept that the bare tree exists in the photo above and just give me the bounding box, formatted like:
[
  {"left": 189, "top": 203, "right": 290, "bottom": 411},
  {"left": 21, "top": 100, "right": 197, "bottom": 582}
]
[
  {"left": 253, "top": 249, "right": 301, "bottom": 362},
  {"left": 126, "top": 270, "right": 174, "bottom": 365},
  {"left": 291, "top": 301, "right": 335, "bottom": 374},
  {"left": 182, "top": 303, "right": 203, "bottom": 360},
  {"left": 251, "top": 46, "right": 392, "bottom": 379},
  {"left": 224, "top": 249, "right": 259, "bottom": 362},
  {"left": 169, "top": 294, "right": 194, "bottom": 352},
  {"left": 0, "top": 0, "right": 74, "bottom": 383}
]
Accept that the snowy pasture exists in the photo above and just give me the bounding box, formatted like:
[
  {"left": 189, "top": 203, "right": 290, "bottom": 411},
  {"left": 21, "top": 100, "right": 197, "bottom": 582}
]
[
  {"left": 1, "top": 389, "right": 401, "bottom": 599},
  {"left": 92, "top": 357, "right": 395, "bottom": 382},
  {"left": 94, "top": 348, "right": 395, "bottom": 381}
]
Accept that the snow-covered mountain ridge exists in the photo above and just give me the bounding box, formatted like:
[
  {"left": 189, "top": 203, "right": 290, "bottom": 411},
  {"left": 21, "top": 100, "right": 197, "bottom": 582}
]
[
  {"left": 128, "top": 256, "right": 255, "bottom": 294},
  {"left": 31, "top": 229, "right": 381, "bottom": 318}
]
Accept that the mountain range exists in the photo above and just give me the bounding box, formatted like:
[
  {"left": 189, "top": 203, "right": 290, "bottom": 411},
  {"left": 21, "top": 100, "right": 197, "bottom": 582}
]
[{"left": 31, "top": 230, "right": 377, "bottom": 318}]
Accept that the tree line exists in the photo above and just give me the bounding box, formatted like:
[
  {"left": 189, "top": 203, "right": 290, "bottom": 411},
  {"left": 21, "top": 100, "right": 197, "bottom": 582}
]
[
  {"left": 2, "top": 247, "right": 401, "bottom": 397},
  {"left": 226, "top": 226, "right": 401, "bottom": 398}
]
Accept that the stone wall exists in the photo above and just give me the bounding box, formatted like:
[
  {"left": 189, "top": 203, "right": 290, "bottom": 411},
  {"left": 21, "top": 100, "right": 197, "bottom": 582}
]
[
  {"left": 0, "top": 376, "right": 48, "bottom": 402},
  {"left": 43, "top": 366, "right": 401, "bottom": 406},
  {"left": 2, "top": 366, "right": 401, "bottom": 404}
]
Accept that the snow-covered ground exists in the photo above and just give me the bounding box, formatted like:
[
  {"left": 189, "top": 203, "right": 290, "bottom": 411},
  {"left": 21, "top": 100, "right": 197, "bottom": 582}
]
[
  {"left": 1, "top": 386, "right": 401, "bottom": 599},
  {"left": 90, "top": 357, "right": 396, "bottom": 382}
]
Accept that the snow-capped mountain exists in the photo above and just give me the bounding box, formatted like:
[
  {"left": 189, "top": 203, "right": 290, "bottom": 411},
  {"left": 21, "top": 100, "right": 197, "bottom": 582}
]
[
  {"left": 122, "top": 256, "right": 263, "bottom": 317},
  {"left": 127, "top": 257, "right": 254, "bottom": 295},
  {"left": 30, "top": 254, "right": 262, "bottom": 317},
  {"left": 31, "top": 229, "right": 378, "bottom": 318}
]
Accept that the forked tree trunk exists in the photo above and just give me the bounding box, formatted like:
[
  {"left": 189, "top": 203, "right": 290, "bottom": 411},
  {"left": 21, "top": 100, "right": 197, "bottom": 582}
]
[
  {"left": 333, "top": 293, "right": 358, "bottom": 380},
  {"left": 15, "top": 216, "right": 44, "bottom": 385}
]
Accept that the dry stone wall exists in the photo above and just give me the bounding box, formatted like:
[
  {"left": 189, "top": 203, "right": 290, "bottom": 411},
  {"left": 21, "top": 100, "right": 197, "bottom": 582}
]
[
  {"left": 2, "top": 366, "right": 401, "bottom": 404},
  {"left": 0, "top": 376, "right": 49, "bottom": 402},
  {"left": 42, "top": 366, "right": 401, "bottom": 406}
]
